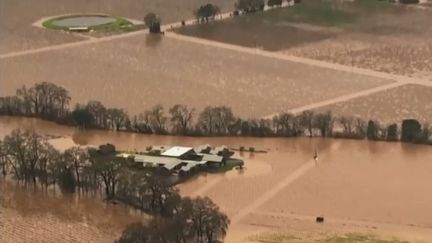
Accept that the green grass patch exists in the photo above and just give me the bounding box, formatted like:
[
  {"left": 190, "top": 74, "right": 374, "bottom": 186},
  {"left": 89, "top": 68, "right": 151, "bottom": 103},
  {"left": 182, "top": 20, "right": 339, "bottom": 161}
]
[
  {"left": 249, "top": 232, "right": 410, "bottom": 243},
  {"left": 247, "top": 0, "right": 393, "bottom": 27},
  {"left": 261, "top": 0, "right": 357, "bottom": 26},
  {"left": 250, "top": 232, "right": 301, "bottom": 243},
  {"left": 322, "top": 233, "right": 410, "bottom": 243},
  {"left": 42, "top": 15, "right": 138, "bottom": 33},
  {"left": 350, "top": 0, "right": 393, "bottom": 11}
]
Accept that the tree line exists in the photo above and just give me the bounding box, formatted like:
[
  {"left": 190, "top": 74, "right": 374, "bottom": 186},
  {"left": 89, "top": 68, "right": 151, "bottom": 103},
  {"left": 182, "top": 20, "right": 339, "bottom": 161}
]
[
  {"left": 0, "top": 129, "right": 229, "bottom": 243},
  {"left": 145, "top": 0, "right": 295, "bottom": 33},
  {"left": 0, "top": 82, "right": 430, "bottom": 145}
]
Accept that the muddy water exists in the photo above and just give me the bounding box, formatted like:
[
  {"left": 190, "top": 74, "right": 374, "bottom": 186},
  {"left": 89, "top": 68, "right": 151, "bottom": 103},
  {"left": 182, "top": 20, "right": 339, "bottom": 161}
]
[
  {"left": 0, "top": 181, "right": 147, "bottom": 242},
  {"left": 1, "top": 116, "right": 432, "bottom": 242}
]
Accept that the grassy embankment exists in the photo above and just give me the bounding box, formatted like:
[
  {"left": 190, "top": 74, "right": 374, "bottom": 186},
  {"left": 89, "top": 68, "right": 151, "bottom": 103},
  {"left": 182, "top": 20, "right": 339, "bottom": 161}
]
[{"left": 42, "top": 15, "right": 144, "bottom": 33}]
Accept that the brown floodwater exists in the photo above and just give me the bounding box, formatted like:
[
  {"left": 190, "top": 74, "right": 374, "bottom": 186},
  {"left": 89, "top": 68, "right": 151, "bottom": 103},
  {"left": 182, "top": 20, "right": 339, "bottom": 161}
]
[{"left": 1, "top": 116, "right": 432, "bottom": 242}]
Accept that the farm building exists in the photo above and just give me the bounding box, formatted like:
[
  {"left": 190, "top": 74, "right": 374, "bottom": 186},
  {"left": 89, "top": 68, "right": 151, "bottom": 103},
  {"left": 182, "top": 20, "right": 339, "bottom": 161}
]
[{"left": 120, "top": 145, "right": 243, "bottom": 175}]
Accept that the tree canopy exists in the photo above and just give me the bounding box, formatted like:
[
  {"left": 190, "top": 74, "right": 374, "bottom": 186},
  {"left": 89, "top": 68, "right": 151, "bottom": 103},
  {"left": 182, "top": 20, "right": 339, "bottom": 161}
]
[
  {"left": 116, "top": 196, "right": 230, "bottom": 243},
  {"left": 401, "top": 119, "right": 422, "bottom": 142},
  {"left": 195, "top": 3, "right": 220, "bottom": 22},
  {"left": 144, "top": 13, "right": 161, "bottom": 33},
  {"left": 235, "top": 0, "right": 265, "bottom": 12}
]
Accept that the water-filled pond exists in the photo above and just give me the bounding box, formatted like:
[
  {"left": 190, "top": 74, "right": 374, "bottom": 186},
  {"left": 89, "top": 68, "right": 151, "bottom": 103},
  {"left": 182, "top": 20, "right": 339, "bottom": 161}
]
[{"left": 51, "top": 15, "right": 116, "bottom": 27}]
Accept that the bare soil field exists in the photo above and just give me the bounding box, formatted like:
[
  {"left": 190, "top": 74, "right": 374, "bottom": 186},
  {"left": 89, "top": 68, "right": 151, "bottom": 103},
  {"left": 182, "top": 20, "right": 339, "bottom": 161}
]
[
  {"left": 176, "top": 0, "right": 432, "bottom": 80},
  {"left": 315, "top": 84, "right": 432, "bottom": 124},
  {"left": 0, "top": 0, "right": 234, "bottom": 54},
  {"left": 0, "top": 34, "right": 391, "bottom": 118}
]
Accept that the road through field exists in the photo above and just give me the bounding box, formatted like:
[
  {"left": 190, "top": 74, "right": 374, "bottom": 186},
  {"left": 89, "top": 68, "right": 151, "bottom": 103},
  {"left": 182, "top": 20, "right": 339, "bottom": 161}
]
[
  {"left": 165, "top": 32, "right": 432, "bottom": 88},
  {"left": 230, "top": 141, "right": 341, "bottom": 225},
  {"left": 265, "top": 82, "right": 405, "bottom": 118},
  {"left": 163, "top": 32, "right": 432, "bottom": 117}
]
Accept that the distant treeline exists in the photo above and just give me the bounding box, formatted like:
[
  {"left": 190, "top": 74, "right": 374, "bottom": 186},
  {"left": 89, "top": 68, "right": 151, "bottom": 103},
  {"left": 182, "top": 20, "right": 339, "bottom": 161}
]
[
  {"left": 0, "top": 82, "right": 431, "bottom": 145},
  {"left": 0, "top": 129, "right": 229, "bottom": 243}
]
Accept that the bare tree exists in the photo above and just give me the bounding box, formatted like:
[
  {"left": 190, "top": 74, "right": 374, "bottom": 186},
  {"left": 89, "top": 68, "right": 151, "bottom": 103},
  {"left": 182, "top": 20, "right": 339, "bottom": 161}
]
[
  {"left": 63, "top": 147, "right": 89, "bottom": 188},
  {"left": 86, "top": 101, "right": 107, "bottom": 128},
  {"left": 339, "top": 116, "right": 355, "bottom": 135},
  {"left": 314, "top": 112, "right": 334, "bottom": 137},
  {"left": 197, "top": 106, "right": 235, "bottom": 135},
  {"left": 106, "top": 108, "right": 128, "bottom": 131},
  {"left": 147, "top": 105, "right": 167, "bottom": 134},
  {"left": 169, "top": 104, "right": 195, "bottom": 135},
  {"left": 300, "top": 110, "right": 315, "bottom": 137},
  {"left": 91, "top": 156, "right": 125, "bottom": 198},
  {"left": 15, "top": 82, "right": 70, "bottom": 119},
  {"left": 2, "top": 129, "right": 52, "bottom": 185},
  {"left": 355, "top": 118, "right": 367, "bottom": 138}
]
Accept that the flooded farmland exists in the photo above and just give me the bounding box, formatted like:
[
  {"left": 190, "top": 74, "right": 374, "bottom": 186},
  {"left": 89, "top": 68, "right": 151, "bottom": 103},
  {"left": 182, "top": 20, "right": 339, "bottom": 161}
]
[
  {"left": 0, "top": 181, "right": 147, "bottom": 243},
  {"left": 1, "top": 116, "right": 432, "bottom": 242},
  {"left": 0, "top": 0, "right": 235, "bottom": 54},
  {"left": 0, "top": 33, "right": 391, "bottom": 118}
]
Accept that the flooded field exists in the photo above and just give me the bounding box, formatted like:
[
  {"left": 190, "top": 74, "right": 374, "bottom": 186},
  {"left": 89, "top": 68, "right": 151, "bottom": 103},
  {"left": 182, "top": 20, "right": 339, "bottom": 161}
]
[
  {"left": 0, "top": 0, "right": 234, "bottom": 54},
  {"left": 1, "top": 117, "right": 432, "bottom": 242},
  {"left": 176, "top": 1, "right": 432, "bottom": 80},
  {"left": 176, "top": 16, "right": 337, "bottom": 51},
  {"left": 0, "top": 181, "right": 147, "bottom": 243},
  {"left": 0, "top": 33, "right": 391, "bottom": 118},
  {"left": 315, "top": 84, "right": 432, "bottom": 124}
]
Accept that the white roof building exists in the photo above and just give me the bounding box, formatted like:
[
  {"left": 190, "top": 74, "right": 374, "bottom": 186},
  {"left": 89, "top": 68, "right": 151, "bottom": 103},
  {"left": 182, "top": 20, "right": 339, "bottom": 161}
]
[{"left": 161, "top": 146, "right": 194, "bottom": 157}]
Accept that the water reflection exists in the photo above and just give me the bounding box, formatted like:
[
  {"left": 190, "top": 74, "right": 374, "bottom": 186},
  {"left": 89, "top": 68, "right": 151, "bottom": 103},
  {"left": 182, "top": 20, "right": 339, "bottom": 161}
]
[
  {"left": 0, "top": 181, "right": 146, "bottom": 229},
  {"left": 145, "top": 34, "right": 163, "bottom": 47}
]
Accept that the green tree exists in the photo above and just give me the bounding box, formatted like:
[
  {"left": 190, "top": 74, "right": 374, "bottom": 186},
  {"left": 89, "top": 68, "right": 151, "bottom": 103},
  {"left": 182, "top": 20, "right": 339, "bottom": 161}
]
[
  {"left": 386, "top": 123, "right": 399, "bottom": 141},
  {"left": 72, "top": 105, "right": 94, "bottom": 128},
  {"left": 401, "top": 119, "right": 422, "bottom": 142},
  {"left": 235, "top": 0, "right": 265, "bottom": 12},
  {"left": 367, "top": 120, "right": 379, "bottom": 140},
  {"left": 195, "top": 3, "right": 220, "bottom": 22}
]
